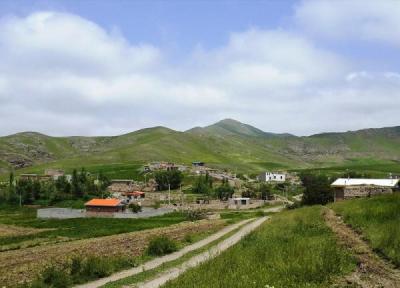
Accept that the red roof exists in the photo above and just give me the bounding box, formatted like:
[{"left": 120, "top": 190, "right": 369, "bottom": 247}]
[
  {"left": 85, "top": 198, "right": 122, "bottom": 207},
  {"left": 124, "top": 191, "right": 145, "bottom": 196}
]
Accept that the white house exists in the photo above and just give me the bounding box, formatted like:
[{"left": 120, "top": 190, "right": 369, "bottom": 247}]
[
  {"left": 331, "top": 178, "right": 399, "bottom": 201},
  {"left": 257, "top": 172, "right": 286, "bottom": 182}
]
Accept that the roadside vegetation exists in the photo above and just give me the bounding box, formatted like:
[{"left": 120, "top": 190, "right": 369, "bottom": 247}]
[
  {"left": 331, "top": 193, "right": 400, "bottom": 267},
  {"left": 163, "top": 206, "right": 355, "bottom": 288}
]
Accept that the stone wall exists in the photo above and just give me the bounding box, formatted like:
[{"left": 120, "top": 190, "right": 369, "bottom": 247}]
[{"left": 343, "top": 186, "right": 393, "bottom": 199}]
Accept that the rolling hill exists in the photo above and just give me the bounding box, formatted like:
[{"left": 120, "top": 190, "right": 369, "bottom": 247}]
[{"left": 1, "top": 119, "right": 400, "bottom": 177}]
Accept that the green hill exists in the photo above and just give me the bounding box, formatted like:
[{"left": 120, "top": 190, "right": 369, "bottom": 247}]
[{"left": 1, "top": 120, "right": 400, "bottom": 178}]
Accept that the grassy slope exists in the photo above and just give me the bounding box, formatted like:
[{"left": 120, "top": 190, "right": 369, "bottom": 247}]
[
  {"left": 331, "top": 193, "right": 400, "bottom": 267},
  {"left": 1, "top": 122, "right": 400, "bottom": 179},
  {"left": 163, "top": 206, "right": 355, "bottom": 288}
]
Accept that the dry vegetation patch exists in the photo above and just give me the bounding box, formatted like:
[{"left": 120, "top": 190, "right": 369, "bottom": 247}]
[{"left": 0, "top": 224, "right": 54, "bottom": 237}]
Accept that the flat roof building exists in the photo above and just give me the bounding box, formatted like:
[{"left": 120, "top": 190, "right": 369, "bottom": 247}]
[{"left": 331, "top": 178, "right": 399, "bottom": 201}]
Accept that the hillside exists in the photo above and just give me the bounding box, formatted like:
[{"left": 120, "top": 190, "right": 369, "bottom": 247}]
[{"left": 1, "top": 119, "right": 400, "bottom": 177}]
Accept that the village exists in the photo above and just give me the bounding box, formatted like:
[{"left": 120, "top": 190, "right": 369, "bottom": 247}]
[{"left": 12, "top": 161, "right": 400, "bottom": 220}]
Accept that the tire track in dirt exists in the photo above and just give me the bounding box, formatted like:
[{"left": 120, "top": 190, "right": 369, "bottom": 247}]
[{"left": 323, "top": 208, "right": 400, "bottom": 288}]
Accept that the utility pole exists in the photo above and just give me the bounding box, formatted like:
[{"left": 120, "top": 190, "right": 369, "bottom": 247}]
[{"left": 168, "top": 183, "right": 171, "bottom": 206}]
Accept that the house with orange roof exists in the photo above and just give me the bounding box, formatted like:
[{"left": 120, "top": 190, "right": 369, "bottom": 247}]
[{"left": 85, "top": 198, "right": 126, "bottom": 213}]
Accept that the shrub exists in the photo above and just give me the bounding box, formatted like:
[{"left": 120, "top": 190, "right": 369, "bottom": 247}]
[
  {"left": 81, "top": 256, "right": 113, "bottom": 278},
  {"left": 183, "top": 233, "right": 194, "bottom": 243},
  {"left": 147, "top": 236, "right": 178, "bottom": 256},
  {"left": 129, "top": 203, "right": 142, "bottom": 213},
  {"left": 185, "top": 209, "right": 207, "bottom": 221},
  {"left": 287, "top": 201, "right": 302, "bottom": 210},
  {"left": 33, "top": 265, "right": 72, "bottom": 288},
  {"left": 152, "top": 200, "right": 161, "bottom": 209}
]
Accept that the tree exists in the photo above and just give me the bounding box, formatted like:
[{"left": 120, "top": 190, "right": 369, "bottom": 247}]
[
  {"left": 154, "top": 170, "right": 183, "bottom": 191},
  {"left": 259, "top": 183, "right": 272, "bottom": 200},
  {"left": 214, "top": 178, "right": 234, "bottom": 200},
  {"left": 300, "top": 173, "right": 333, "bottom": 205},
  {"left": 192, "top": 173, "right": 213, "bottom": 195},
  {"left": 71, "top": 169, "right": 83, "bottom": 198},
  {"left": 16, "top": 179, "right": 35, "bottom": 204}
]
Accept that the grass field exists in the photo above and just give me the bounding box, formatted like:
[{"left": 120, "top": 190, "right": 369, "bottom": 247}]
[
  {"left": 163, "top": 206, "right": 355, "bottom": 288},
  {"left": 331, "top": 193, "right": 400, "bottom": 267},
  {"left": 0, "top": 205, "right": 186, "bottom": 251}
]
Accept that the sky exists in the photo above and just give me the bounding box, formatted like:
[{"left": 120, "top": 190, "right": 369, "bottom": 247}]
[{"left": 0, "top": 0, "right": 399, "bottom": 137}]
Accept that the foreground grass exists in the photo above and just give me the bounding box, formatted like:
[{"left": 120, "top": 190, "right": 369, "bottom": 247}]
[
  {"left": 163, "top": 206, "right": 355, "bottom": 288},
  {"left": 0, "top": 205, "right": 186, "bottom": 250},
  {"left": 331, "top": 193, "right": 400, "bottom": 267}
]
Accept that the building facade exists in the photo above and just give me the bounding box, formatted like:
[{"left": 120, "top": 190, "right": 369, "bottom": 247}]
[
  {"left": 331, "top": 178, "right": 400, "bottom": 201},
  {"left": 257, "top": 172, "right": 286, "bottom": 182}
]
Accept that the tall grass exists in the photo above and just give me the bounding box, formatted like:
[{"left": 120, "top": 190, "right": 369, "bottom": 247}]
[
  {"left": 164, "top": 206, "right": 355, "bottom": 288},
  {"left": 332, "top": 193, "right": 400, "bottom": 266}
]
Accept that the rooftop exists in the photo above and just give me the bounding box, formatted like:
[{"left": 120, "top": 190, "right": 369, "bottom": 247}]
[
  {"left": 331, "top": 178, "right": 400, "bottom": 188},
  {"left": 85, "top": 198, "right": 123, "bottom": 207}
]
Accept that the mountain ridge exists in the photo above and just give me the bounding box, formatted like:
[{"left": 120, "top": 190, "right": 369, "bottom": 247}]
[{"left": 1, "top": 119, "right": 400, "bottom": 175}]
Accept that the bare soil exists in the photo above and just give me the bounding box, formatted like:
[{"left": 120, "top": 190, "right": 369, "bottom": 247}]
[
  {"left": 0, "top": 219, "right": 224, "bottom": 287},
  {"left": 323, "top": 208, "right": 400, "bottom": 288}
]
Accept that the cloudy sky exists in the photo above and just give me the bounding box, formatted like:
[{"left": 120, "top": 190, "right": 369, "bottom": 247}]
[{"left": 0, "top": 0, "right": 399, "bottom": 136}]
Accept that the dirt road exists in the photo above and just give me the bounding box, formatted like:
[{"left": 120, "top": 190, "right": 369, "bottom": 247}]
[
  {"left": 134, "top": 216, "right": 268, "bottom": 288},
  {"left": 75, "top": 218, "right": 255, "bottom": 288},
  {"left": 323, "top": 208, "right": 400, "bottom": 288}
]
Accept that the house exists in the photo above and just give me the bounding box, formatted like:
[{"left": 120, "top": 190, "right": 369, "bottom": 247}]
[
  {"left": 85, "top": 198, "right": 125, "bottom": 213},
  {"left": 192, "top": 161, "right": 205, "bottom": 167},
  {"left": 229, "top": 197, "right": 250, "bottom": 208},
  {"left": 20, "top": 174, "right": 52, "bottom": 181},
  {"left": 123, "top": 191, "right": 145, "bottom": 202},
  {"left": 148, "top": 162, "right": 178, "bottom": 171},
  {"left": 257, "top": 172, "right": 286, "bottom": 182},
  {"left": 107, "top": 179, "right": 141, "bottom": 194},
  {"left": 44, "top": 169, "right": 65, "bottom": 180},
  {"left": 331, "top": 178, "right": 400, "bottom": 201}
]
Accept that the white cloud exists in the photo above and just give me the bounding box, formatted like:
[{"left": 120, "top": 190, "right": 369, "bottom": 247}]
[
  {"left": 295, "top": 0, "right": 400, "bottom": 47},
  {"left": 0, "top": 10, "right": 399, "bottom": 136}
]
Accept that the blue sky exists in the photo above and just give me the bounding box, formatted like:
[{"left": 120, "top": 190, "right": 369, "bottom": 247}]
[{"left": 0, "top": 0, "right": 399, "bottom": 136}]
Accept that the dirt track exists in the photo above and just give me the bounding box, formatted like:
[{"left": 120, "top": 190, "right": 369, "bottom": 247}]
[
  {"left": 0, "top": 219, "right": 224, "bottom": 287},
  {"left": 323, "top": 208, "right": 400, "bottom": 288},
  {"left": 75, "top": 218, "right": 254, "bottom": 288},
  {"left": 134, "top": 216, "right": 269, "bottom": 288}
]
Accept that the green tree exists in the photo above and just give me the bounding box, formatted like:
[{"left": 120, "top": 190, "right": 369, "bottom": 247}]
[
  {"left": 259, "top": 183, "right": 272, "bottom": 200},
  {"left": 71, "top": 169, "right": 83, "bottom": 198},
  {"left": 192, "top": 174, "right": 212, "bottom": 195},
  {"left": 300, "top": 173, "right": 333, "bottom": 205},
  {"left": 155, "top": 170, "right": 183, "bottom": 191},
  {"left": 214, "top": 178, "right": 234, "bottom": 200}
]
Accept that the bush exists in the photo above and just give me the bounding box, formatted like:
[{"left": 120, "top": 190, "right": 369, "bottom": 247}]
[
  {"left": 32, "top": 265, "right": 72, "bottom": 288},
  {"left": 82, "top": 256, "right": 113, "bottom": 278},
  {"left": 185, "top": 209, "right": 207, "bottom": 221},
  {"left": 152, "top": 200, "right": 161, "bottom": 209},
  {"left": 184, "top": 234, "right": 194, "bottom": 243},
  {"left": 147, "top": 236, "right": 178, "bottom": 256},
  {"left": 129, "top": 203, "right": 142, "bottom": 213},
  {"left": 287, "top": 201, "right": 302, "bottom": 210}
]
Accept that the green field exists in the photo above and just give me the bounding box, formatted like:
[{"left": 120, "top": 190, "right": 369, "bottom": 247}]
[
  {"left": 0, "top": 205, "right": 186, "bottom": 251},
  {"left": 331, "top": 193, "right": 400, "bottom": 267},
  {"left": 163, "top": 206, "right": 355, "bottom": 288}
]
